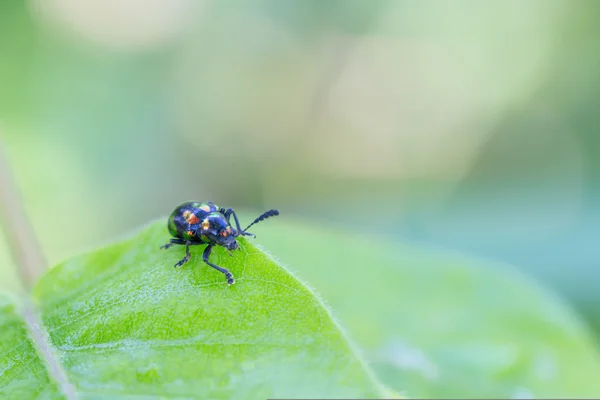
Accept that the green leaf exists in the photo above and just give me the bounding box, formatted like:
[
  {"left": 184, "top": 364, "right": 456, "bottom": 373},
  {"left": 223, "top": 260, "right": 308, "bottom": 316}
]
[
  {"left": 0, "top": 297, "right": 62, "bottom": 398},
  {"left": 1, "top": 221, "right": 388, "bottom": 399},
  {"left": 255, "top": 218, "right": 600, "bottom": 398}
]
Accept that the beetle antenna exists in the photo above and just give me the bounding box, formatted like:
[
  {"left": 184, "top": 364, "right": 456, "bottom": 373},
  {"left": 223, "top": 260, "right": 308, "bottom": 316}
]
[{"left": 244, "top": 209, "right": 279, "bottom": 232}]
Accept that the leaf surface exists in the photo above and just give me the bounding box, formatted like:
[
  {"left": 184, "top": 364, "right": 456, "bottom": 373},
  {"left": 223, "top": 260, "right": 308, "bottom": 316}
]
[
  {"left": 256, "top": 218, "right": 600, "bottom": 398},
  {"left": 0, "top": 221, "right": 387, "bottom": 399},
  {"left": 0, "top": 297, "right": 62, "bottom": 399}
]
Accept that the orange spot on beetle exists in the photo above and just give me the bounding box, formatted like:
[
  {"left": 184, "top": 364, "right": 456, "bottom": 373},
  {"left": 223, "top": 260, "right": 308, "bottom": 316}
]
[
  {"left": 187, "top": 214, "right": 200, "bottom": 224},
  {"left": 187, "top": 230, "right": 195, "bottom": 237},
  {"left": 221, "top": 231, "right": 227, "bottom": 237}
]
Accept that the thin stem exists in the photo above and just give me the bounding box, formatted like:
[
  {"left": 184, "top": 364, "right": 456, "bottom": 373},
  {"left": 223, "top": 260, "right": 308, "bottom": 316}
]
[
  {"left": 0, "top": 135, "right": 78, "bottom": 398},
  {"left": 0, "top": 137, "right": 47, "bottom": 290}
]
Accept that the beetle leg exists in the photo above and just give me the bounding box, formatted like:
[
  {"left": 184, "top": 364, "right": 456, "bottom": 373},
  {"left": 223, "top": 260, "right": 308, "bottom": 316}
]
[
  {"left": 162, "top": 238, "right": 206, "bottom": 267},
  {"left": 221, "top": 208, "right": 250, "bottom": 236},
  {"left": 173, "top": 241, "right": 193, "bottom": 268},
  {"left": 203, "top": 245, "right": 235, "bottom": 285},
  {"left": 160, "top": 238, "right": 186, "bottom": 250}
]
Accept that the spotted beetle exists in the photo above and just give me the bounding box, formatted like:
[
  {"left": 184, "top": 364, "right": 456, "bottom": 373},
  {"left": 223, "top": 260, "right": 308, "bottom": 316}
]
[{"left": 160, "top": 201, "right": 279, "bottom": 285}]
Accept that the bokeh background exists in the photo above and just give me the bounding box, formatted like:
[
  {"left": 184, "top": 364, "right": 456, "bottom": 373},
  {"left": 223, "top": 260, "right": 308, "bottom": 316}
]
[{"left": 1, "top": 0, "right": 599, "bottom": 394}]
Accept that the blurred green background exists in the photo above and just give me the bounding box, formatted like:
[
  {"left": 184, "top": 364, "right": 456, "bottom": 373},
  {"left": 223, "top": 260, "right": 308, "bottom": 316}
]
[{"left": 1, "top": 0, "right": 599, "bottom": 377}]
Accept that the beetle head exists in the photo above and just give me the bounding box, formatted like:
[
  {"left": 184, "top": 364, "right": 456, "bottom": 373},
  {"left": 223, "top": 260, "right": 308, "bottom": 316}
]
[{"left": 201, "top": 213, "right": 239, "bottom": 250}]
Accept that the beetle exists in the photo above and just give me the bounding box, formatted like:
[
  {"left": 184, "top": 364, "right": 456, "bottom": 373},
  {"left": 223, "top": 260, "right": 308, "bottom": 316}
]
[{"left": 160, "top": 201, "right": 279, "bottom": 285}]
